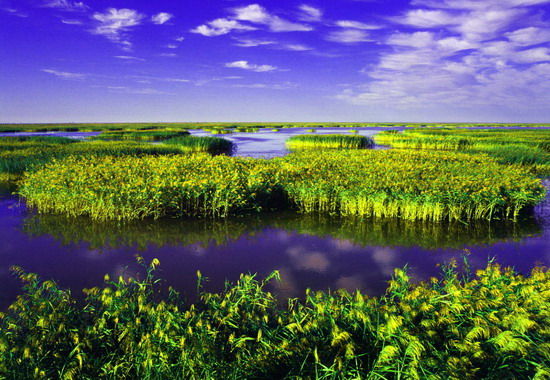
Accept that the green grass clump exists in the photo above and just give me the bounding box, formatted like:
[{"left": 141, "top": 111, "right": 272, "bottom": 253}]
[
  {"left": 163, "top": 136, "right": 234, "bottom": 154},
  {"left": 286, "top": 134, "right": 374, "bottom": 150},
  {"left": 1, "top": 259, "right": 548, "bottom": 378},
  {"left": 0, "top": 140, "right": 184, "bottom": 175},
  {"left": 376, "top": 129, "right": 550, "bottom": 175},
  {"left": 19, "top": 150, "right": 545, "bottom": 221},
  {"left": 91, "top": 130, "right": 190, "bottom": 141}
]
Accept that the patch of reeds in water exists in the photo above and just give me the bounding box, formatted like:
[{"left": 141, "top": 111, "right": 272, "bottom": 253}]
[
  {"left": 91, "top": 130, "right": 190, "bottom": 141},
  {"left": 19, "top": 150, "right": 545, "bottom": 222},
  {"left": 163, "top": 136, "right": 234, "bottom": 154},
  {"left": 286, "top": 134, "right": 374, "bottom": 150},
  {"left": 0, "top": 258, "right": 548, "bottom": 378}
]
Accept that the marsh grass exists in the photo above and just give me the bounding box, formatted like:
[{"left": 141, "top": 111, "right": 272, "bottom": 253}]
[
  {"left": 163, "top": 136, "right": 234, "bottom": 154},
  {"left": 20, "top": 150, "right": 545, "bottom": 222},
  {"left": 91, "top": 130, "right": 190, "bottom": 141},
  {"left": 0, "top": 258, "right": 548, "bottom": 379},
  {"left": 376, "top": 129, "right": 550, "bottom": 175},
  {"left": 286, "top": 134, "right": 374, "bottom": 150}
]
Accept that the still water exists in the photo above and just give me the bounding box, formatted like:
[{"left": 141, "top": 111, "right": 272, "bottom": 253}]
[{"left": 0, "top": 182, "right": 548, "bottom": 309}]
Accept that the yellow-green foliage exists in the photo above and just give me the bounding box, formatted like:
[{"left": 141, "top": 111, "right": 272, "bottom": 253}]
[
  {"left": 19, "top": 150, "right": 545, "bottom": 221},
  {"left": 91, "top": 130, "right": 190, "bottom": 141},
  {"left": 286, "top": 134, "right": 374, "bottom": 149},
  {"left": 0, "top": 259, "right": 548, "bottom": 378},
  {"left": 376, "top": 129, "right": 550, "bottom": 175}
]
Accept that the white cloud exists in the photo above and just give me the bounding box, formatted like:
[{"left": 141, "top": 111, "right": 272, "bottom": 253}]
[
  {"left": 191, "top": 18, "right": 256, "bottom": 36},
  {"left": 61, "top": 19, "right": 83, "bottom": 25},
  {"left": 399, "top": 9, "right": 457, "bottom": 28},
  {"left": 166, "top": 44, "right": 178, "bottom": 49},
  {"left": 279, "top": 43, "right": 312, "bottom": 51},
  {"left": 175, "top": 36, "right": 185, "bottom": 42},
  {"left": 232, "top": 82, "right": 297, "bottom": 90},
  {"left": 225, "top": 60, "right": 278, "bottom": 72},
  {"left": 160, "top": 53, "right": 177, "bottom": 57},
  {"left": 506, "top": 27, "right": 550, "bottom": 46},
  {"left": 233, "top": 38, "right": 276, "bottom": 47},
  {"left": 335, "top": 20, "right": 381, "bottom": 30},
  {"left": 42, "top": 69, "right": 86, "bottom": 79},
  {"left": 233, "top": 4, "right": 313, "bottom": 32},
  {"left": 326, "top": 29, "right": 370, "bottom": 44},
  {"left": 513, "top": 47, "right": 550, "bottom": 63},
  {"left": 43, "top": 0, "right": 89, "bottom": 11},
  {"left": 152, "top": 12, "right": 173, "bottom": 25},
  {"left": 298, "top": 4, "right": 322, "bottom": 22},
  {"left": 114, "top": 55, "right": 145, "bottom": 61},
  {"left": 91, "top": 8, "right": 145, "bottom": 49}
]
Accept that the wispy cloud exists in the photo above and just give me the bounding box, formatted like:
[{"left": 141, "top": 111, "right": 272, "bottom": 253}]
[
  {"left": 91, "top": 8, "right": 145, "bottom": 50},
  {"left": 152, "top": 12, "right": 173, "bottom": 25},
  {"left": 42, "top": 69, "right": 86, "bottom": 80},
  {"left": 298, "top": 4, "right": 323, "bottom": 22},
  {"left": 326, "top": 29, "right": 371, "bottom": 44},
  {"left": 335, "top": 20, "right": 381, "bottom": 30},
  {"left": 233, "top": 38, "right": 276, "bottom": 47},
  {"left": 114, "top": 55, "right": 145, "bottom": 61},
  {"left": 225, "top": 60, "right": 278, "bottom": 72},
  {"left": 233, "top": 4, "right": 313, "bottom": 32},
  {"left": 2, "top": 7, "right": 29, "bottom": 17},
  {"left": 232, "top": 82, "right": 297, "bottom": 90},
  {"left": 233, "top": 37, "right": 312, "bottom": 51},
  {"left": 191, "top": 18, "right": 256, "bottom": 36},
  {"left": 106, "top": 86, "right": 172, "bottom": 95},
  {"left": 43, "top": 0, "right": 89, "bottom": 12},
  {"left": 61, "top": 19, "right": 83, "bottom": 25}
]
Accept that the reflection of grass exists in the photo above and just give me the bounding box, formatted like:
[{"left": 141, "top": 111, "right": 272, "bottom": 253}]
[
  {"left": 22, "top": 210, "right": 542, "bottom": 251},
  {"left": 286, "top": 134, "right": 374, "bottom": 150},
  {"left": 376, "top": 129, "right": 550, "bottom": 175},
  {"left": 20, "top": 150, "right": 545, "bottom": 221},
  {"left": 1, "top": 259, "right": 548, "bottom": 378}
]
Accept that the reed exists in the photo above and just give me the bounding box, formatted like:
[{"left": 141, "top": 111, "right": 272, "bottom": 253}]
[
  {"left": 90, "top": 130, "right": 190, "bottom": 141},
  {"left": 0, "top": 259, "right": 548, "bottom": 378},
  {"left": 19, "top": 150, "right": 545, "bottom": 221},
  {"left": 163, "top": 136, "right": 234, "bottom": 154},
  {"left": 286, "top": 134, "right": 374, "bottom": 150}
]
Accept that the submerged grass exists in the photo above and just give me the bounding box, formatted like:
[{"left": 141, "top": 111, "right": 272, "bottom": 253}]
[
  {"left": 163, "top": 136, "right": 234, "bottom": 154},
  {"left": 376, "top": 129, "right": 550, "bottom": 175},
  {"left": 0, "top": 259, "right": 548, "bottom": 379},
  {"left": 286, "top": 134, "right": 374, "bottom": 150},
  {"left": 20, "top": 150, "right": 545, "bottom": 221}
]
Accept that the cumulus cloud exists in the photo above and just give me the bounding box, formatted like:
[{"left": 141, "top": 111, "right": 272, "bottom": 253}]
[
  {"left": 225, "top": 60, "right": 278, "bottom": 72},
  {"left": 191, "top": 18, "right": 256, "bottom": 36},
  {"left": 151, "top": 12, "right": 173, "bottom": 25},
  {"left": 338, "top": 0, "right": 550, "bottom": 112},
  {"left": 91, "top": 8, "right": 145, "bottom": 50},
  {"left": 42, "top": 69, "right": 86, "bottom": 79}
]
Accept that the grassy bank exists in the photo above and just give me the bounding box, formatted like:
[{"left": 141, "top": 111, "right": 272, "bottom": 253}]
[
  {"left": 376, "top": 129, "right": 550, "bottom": 175},
  {"left": 1, "top": 259, "right": 548, "bottom": 379},
  {"left": 286, "top": 134, "right": 374, "bottom": 150},
  {"left": 20, "top": 150, "right": 545, "bottom": 221}
]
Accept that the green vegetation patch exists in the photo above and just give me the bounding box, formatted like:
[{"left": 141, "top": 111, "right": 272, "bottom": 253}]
[
  {"left": 20, "top": 150, "right": 545, "bottom": 221},
  {"left": 376, "top": 129, "right": 550, "bottom": 175},
  {"left": 286, "top": 134, "right": 374, "bottom": 150},
  {"left": 163, "top": 135, "right": 234, "bottom": 154},
  {"left": 1, "top": 260, "right": 549, "bottom": 378},
  {"left": 91, "top": 130, "right": 190, "bottom": 141}
]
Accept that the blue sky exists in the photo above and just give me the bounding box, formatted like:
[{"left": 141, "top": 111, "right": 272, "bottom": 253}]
[{"left": 1, "top": 0, "right": 549, "bottom": 123}]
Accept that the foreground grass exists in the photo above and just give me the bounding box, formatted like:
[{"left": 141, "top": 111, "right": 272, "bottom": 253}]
[
  {"left": 20, "top": 150, "right": 545, "bottom": 221},
  {"left": 286, "top": 134, "right": 374, "bottom": 150},
  {"left": 376, "top": 129, "right": 550, "bottom": 175},
  {"left": 0, "top": 259, "right": 548, "bottom": 379}
]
